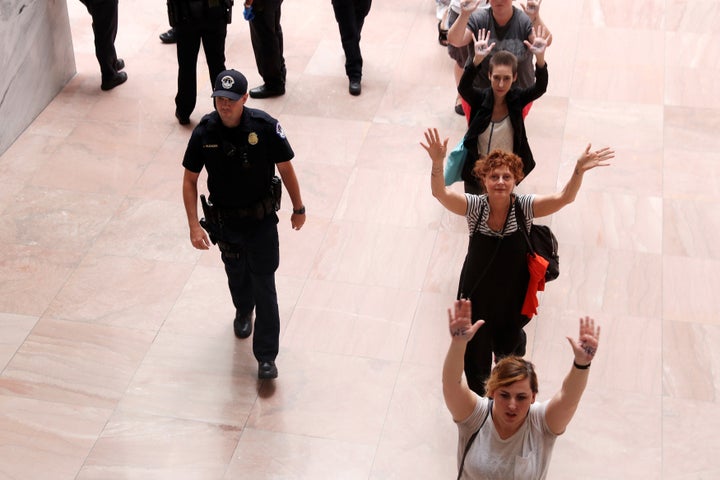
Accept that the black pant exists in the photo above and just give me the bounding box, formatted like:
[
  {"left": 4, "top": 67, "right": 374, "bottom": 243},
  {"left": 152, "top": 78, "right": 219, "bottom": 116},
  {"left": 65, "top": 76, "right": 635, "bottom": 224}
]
[
  {"left": 249, "top": 0, "right": 286, "bottom": 88},
  {"left": 79, "top": 0, "right": 119, "bottom": 81},
  {"left": 459, "top": 230, "right": 530, "bottom": 396},
  {"left": 220, "top": 219, "right": 281, "bottom": 362},
  {"left": 174, "top": 22, "right": 227, "bottom": 118},
  {"left": 331, "top": 0, "right": 372, "bottom": 80}
]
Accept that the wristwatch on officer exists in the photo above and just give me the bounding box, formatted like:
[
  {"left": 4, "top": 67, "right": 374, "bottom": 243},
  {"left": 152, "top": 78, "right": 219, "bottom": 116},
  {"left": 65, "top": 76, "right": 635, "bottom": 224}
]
[{"left": 293, "top": 205, "right": 306, "bottom": 215}]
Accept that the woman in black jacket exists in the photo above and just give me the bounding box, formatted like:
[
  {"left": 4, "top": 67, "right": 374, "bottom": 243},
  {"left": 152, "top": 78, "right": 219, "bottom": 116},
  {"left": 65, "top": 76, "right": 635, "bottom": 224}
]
[{"left": 459, "top": 27, "right": 550, "bottom": 193}]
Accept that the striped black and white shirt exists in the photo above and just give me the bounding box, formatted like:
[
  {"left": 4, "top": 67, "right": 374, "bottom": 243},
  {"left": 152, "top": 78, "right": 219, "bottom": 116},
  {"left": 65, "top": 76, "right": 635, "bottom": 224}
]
[{"left": 465, "top": 193, "right": 535, "bottom": 238}]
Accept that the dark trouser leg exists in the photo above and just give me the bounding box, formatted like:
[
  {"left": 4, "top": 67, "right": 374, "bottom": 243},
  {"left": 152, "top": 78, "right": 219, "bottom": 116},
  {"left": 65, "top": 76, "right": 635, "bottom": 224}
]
[
  {"left": 221, "top": 223, "right": 280, "bottom": 362},
  {"left": 175, "top": 27, "right": 202, "bottom": 118},
  {"left": 464, "top": 322, "right": 493, "bottom": 396},
  {"left": 249, "top": 0, "right": 286, "bottom": 88},
  {"left": 493, "top": 315, "right": 530, "bottom": 359},
  {"left": 331, "top": 0, "right": 372, "bottom": 80},
  {"left": 80, "top": 0, "right": 119, "bottom": 80},
  {"left": 200, "top": 23, "right": 228, "bottom": 88}
]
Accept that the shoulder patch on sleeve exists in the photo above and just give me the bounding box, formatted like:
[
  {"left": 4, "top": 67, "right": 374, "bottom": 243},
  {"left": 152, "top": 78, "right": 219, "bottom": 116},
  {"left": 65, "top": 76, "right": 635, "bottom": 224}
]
[{"left": 276, "top": 122, "right": 286, "bottom": 139}]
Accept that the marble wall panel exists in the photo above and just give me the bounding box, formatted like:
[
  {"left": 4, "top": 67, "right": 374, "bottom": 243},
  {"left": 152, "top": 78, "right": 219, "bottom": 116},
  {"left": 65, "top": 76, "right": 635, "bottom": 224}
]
[{"left": 0, "top": 0, "right": 75, "bottom": 155}]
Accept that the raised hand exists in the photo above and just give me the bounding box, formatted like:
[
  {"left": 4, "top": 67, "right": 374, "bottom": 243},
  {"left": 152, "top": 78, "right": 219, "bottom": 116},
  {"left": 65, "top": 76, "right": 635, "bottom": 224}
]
[
  {"left": 566, "top": 316, "right": 600, "bottom": 366},
  {"left": 472, "top": 29, "right": 495, "bottom": 59},
  {"left": 459, "top": 0, "right": 485, "bottom": 14},
  {"left": 447, "top": 299, "right": 484, "bottom": 343},
  {"left": 523, "top": 25, "right": 551, "bottom": 56},
  {"left": 575, "top": 144, "right": 614, "bottom": 174},
  {"left": 420, "top": 127, "right": 449, "bottom": 164},
  {"left": 521, "top": 0, "right": 542, "bottom": 23}
]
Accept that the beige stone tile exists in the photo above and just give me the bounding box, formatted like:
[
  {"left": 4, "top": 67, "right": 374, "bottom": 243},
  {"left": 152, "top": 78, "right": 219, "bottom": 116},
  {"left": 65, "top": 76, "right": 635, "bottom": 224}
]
[
  {"left": 0, "top": 318, "right": 154, "bottom": 408},
  {"left": 225, "top": 428, "right": 375, "bottom": 479},
  {"left": 663, "top": 320, "right": 720, "bottom": 401},
  {"left": 0, "top": 185, "right": 124, "bottom": 251},
  {"left": 552, "top": 191, "right": 663, "bottom": 253},
  {"left": 246, "top": 350, "right": 398, "bottom": 444},
  {"left": 664, "top": 198, "right": 720, "bottom": 260},
  {"left": 579, "top": 0, "right": 666, "bottom": 30},
  {"left": 77, "top": 410, "right": 241, "bottom": 479},
  {"left": 45, "top": 254, "right": 194, "bottom": 330},
  {"left": 541, "top": 245, "right": 661, "bottom": 318},
  {"left": 666, "top": 0, "right": 720, "bottom": 33},
  {"left": 663, "top": 148, "right": 720, "bottom": 200},
  {"left": 309, "top": 220, "right": 437, "bottom": 290},
  {"left": 663, "top": 396, "right": 720, "bottom": 477},
  {"left": 371, "top": 362, "right": 458, "bottom": 480},
  {"left": 0, "top": 244, "right": 82, "bottom": 316},
  {"left": 0, "top": 313, "right": 38, "bottom": 370},
  {"left": 334, "top": 168, "right": 441, "bottom": 228},
  {"left": 119, "top": 331, "right": 259, "bottom": 426},
  {"left": 88, "top": 197, "right": 198, "bottom": 263},
  {"left": 664, "top": 105, "right": 720, "bottom": 152},
  {"left": 0, "top": 395, "right": 111, "bottom": 480},
  {"left": 663, "top": 255, "right": 720, "bottom": 325},
  {"left": 281, "top": 279, "right": 419, "bottom": 362}
]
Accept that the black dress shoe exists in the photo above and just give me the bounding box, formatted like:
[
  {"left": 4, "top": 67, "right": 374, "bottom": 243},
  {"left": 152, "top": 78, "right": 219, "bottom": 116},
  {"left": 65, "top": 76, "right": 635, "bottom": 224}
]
[
  {"left": 249, "top": 84, "right": 285, "bottom": 99},
  {"left": 175, "top": 110, "right": 190, "bottom": 125},
  {"left": 101, "top": 71, "right": 127, "bottom": 91},
  {"left": 159, "top": 28, "right": 176, "bottom": 44},
  {"left": 258, "top": 361, "right": 278, "bottom": 379},
  {"left": 349, "top": 79, "right": 361, "bottom": 96},
  {"left": 234, "top": 312, "right": 253, "bottom": 339},
  {"left": 454, "top": 103, "right": 464, "bottom": 116},
  {"left": 114, "top": 58, "right": 125, "bottom": 71}
]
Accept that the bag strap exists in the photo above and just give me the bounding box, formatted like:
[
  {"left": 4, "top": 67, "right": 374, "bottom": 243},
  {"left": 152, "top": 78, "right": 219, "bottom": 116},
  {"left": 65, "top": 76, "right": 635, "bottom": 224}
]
[
  {"left": 457, "top": 399, "right": 493, "bottom": 480},
  {"left": 513, "top": 199, "right": 536, "bottom": 256}
]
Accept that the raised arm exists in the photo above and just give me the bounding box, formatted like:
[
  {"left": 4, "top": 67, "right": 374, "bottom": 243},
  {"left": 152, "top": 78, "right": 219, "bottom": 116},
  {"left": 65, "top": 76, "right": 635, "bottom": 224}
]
[
  {"left": 457, "top": 29, "right": 495, "bottom": 104},
  {"left": 420, "top": 128, "right": 468, "bottom": 215},
  {"left": 447, "top": 0, "right": 483, "bottom": 47},
  {"left": 521, "top": 0, "right": 553, "bottom": 47},
  {"left": 523, "top": 25, "right": 551, "bottom": 68},
  {"left": 443, "top": 299, "right": 485, "bottom": 421},
  {"left": 545, "top": 316, "right": 600, "bottom": 435},
  {"left": 532, "top": 144, "right": 614, "bottom": 218}
]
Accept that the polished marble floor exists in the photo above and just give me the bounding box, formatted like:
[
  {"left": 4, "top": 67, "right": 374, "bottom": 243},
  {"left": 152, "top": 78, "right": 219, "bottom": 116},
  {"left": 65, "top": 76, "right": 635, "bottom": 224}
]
[{"left": 1, "top": 0, "right": 720, "bottom": 478}]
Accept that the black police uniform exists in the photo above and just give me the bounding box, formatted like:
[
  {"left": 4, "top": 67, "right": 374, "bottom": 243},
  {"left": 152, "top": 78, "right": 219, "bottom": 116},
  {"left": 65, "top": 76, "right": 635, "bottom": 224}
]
[
  {"left": 331, "top": 0, "right": 372, "bottom": 82},
  {"left": 248, "top": 0, "right": 287, "bottom": 90},
  {"left": 168, "top": 0, "right": 231, "bottom": 120},
  {"left": 79, "top": 0, "right": 121, "bottom": 82},
  {"left": 182, "top": 108, "right": 294, "bottom": 363}
]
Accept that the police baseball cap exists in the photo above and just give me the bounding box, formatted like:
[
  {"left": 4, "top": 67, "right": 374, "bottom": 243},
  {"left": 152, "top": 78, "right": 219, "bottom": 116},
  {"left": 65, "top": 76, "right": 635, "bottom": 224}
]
[{"left": 211, "top": 69, "right": 248, "bottom": 100}]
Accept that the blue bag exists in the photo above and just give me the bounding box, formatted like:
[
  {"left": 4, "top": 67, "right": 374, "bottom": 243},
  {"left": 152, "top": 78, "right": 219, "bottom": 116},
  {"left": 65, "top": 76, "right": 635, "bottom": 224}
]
[{"left": 444, "top": 138, "right": 467, "bottom": 186}]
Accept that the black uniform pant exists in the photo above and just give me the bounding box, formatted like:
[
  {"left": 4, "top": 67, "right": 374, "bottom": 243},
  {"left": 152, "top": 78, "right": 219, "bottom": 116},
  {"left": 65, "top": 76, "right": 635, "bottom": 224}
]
[
  {"left": 175, "top": 22, "right": 227, "bottom": 118},
  {"left": 220, "top": 220, "right": 281, "bottom": 362},
  {"left": 249, "top": 0, "right": 286, "bottom": 88},
  {"left": 79, "top": 0, "right": 120, "bottom": 81},
  {"left": 331, "top": 0, "right": 372, "bottom": 81}
]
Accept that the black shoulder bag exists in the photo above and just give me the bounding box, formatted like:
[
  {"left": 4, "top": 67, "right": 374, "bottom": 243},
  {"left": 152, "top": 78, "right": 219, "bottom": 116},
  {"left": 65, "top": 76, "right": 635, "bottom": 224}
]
[
  {"left": 514, "top": 202, "right": 560, "bottom": 282},
  {"left": 457, "top": 399, "right": 493, "bottom": 480}
]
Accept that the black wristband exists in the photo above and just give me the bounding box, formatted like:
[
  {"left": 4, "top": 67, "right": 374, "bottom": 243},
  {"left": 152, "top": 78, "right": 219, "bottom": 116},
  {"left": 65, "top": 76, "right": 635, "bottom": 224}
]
[
  {"left": 293, "top": 206, "right": 305, "bottom": 215},
  {"left": 573, "top": 361, "right": 591, "bottom": 370}
]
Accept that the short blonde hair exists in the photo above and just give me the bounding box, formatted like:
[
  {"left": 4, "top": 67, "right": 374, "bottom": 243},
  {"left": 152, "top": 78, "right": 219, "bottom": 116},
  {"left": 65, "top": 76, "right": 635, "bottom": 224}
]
[{"left": 485, "top": 356, "right": 538, "bottom": 396}]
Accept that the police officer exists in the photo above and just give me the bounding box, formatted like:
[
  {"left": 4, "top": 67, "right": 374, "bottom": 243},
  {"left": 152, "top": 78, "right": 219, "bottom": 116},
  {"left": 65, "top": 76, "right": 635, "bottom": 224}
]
[
  {"left": 182, "top": 69, "right": 305, "bottom": 379},
  {"left": 78, "top": 0, "right": 127, "bottom": 90},
  {"left": 169, "top": 0, "right": 232, "bottom": 124},
  {"left": 245, "top": 0, "right": 287, "bottom": 98},
  {"left": 331, "top": 0, "right": 372, "bottom": 96}
]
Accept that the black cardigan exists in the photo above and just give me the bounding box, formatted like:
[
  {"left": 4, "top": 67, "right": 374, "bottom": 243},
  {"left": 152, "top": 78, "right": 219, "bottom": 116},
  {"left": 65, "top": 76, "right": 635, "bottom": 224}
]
[{"left": 458, "top": 61, "right": 548, "bottom": 183}]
